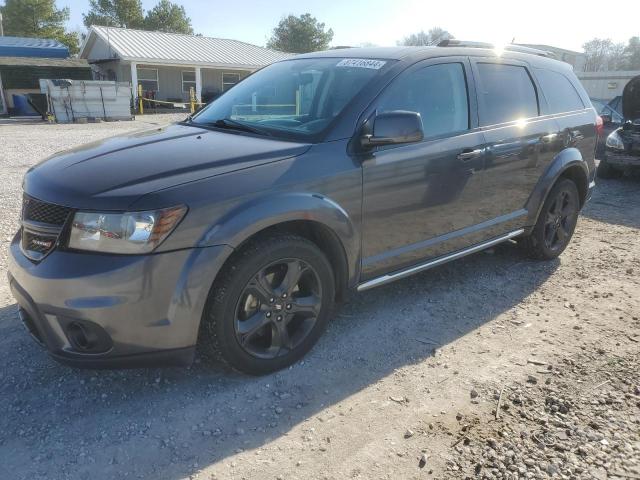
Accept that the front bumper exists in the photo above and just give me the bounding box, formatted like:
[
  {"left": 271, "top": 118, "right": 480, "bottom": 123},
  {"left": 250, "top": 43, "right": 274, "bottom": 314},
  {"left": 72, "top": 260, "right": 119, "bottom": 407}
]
[
  {"left": 605, "top": 151, "right": 640, "bottom": 167},
  {"left": 7, "top": 231, "right": 232, "bottom": 368}
]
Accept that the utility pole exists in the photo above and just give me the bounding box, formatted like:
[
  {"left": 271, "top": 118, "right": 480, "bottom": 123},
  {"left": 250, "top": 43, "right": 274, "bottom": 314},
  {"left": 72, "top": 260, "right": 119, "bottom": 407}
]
[{"left": 0, "top": 13, "right": 4, "bottom": 36}]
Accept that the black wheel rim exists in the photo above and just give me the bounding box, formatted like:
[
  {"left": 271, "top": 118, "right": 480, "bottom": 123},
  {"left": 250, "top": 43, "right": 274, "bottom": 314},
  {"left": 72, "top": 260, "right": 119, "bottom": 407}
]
[
  {"left": 543, "top": 189, "right": 577, "bottom": 251},
  {"left": 234, "top": 258, "right": 322, "bottom": 359}
]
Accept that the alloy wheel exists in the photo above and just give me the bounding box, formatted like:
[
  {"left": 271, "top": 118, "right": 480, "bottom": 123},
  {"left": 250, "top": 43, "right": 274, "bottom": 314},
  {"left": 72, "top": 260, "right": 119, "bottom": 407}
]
[
  {"left": 543, "top": 189, "right": 577, "bottom": 251},
  {"left": 234, "top": 258, "right": 322, "bottom": 359}
]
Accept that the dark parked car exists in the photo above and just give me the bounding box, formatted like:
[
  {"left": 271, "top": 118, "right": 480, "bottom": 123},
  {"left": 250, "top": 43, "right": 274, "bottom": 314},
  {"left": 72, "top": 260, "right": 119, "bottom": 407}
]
[
  {"left": 8, "top": 43, "right": 597, "bottom": 374},
  {"left": 599, "top": 75, "right": 640, "bottom": 178},
  {"left": 591, "top": 98, "right": 624, "bottom": 156}
]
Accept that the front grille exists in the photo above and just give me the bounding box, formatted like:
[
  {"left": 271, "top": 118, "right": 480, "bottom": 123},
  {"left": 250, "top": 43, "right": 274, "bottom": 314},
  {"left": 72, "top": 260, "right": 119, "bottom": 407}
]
[
  {"left": 22, "top": 194, "right": 72, "bottom": 225},
  {"left": 20, "top": 194, "right": 72, "bottom": 261}
]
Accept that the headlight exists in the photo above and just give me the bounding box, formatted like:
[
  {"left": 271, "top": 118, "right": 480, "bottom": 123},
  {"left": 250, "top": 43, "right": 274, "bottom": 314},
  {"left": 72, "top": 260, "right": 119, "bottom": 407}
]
[
  {"left": 605, "top": 130, "right": 625, "bottom": 150},
  {"left": 68, "top": 205, "right": 187, "bottom": 254}
]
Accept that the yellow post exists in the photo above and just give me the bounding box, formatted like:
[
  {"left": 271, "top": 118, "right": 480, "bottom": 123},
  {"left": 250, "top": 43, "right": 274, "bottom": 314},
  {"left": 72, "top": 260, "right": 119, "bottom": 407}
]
[
  {"left": 295, "top": 89, "right": 300, "bottom": 116},
  {"left": 190, "top": 87, "right": 195, "bottom": 114},
  {"left": 138, "top": 84, "right": 143, "bottom": 115}
]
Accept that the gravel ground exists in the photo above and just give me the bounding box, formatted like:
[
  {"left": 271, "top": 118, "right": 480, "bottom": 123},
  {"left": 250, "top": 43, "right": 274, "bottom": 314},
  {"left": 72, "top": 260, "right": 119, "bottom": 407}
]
[{"left": 0, "top": 116, "right": 638, "bottom": 480}]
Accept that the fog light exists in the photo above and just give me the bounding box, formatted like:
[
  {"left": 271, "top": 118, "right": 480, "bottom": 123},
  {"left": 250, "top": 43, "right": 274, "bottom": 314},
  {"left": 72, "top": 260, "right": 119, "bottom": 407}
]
[{"left": 62, "top": 319, "right": 113, "bottom": 353}]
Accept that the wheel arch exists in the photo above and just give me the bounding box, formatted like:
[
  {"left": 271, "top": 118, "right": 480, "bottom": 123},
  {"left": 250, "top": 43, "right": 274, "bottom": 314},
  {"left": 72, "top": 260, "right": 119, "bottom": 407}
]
[
  {"left": 199, "top": 193, "right": 360, "bottom": 301},
  {"left": 525, "top": 148, "right": 590, "bottom": 229}
]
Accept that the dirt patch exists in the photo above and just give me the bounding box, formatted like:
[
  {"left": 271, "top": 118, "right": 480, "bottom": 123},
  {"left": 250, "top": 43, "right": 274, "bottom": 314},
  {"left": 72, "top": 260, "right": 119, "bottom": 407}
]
[{"left": 446, "top": 350, "right": 639, "bottom": 479}]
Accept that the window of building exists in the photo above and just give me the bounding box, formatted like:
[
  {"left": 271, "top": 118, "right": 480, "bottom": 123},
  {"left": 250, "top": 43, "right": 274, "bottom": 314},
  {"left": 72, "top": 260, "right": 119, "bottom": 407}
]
[
  {"left": 137, "top": 68, "right": 159, "bottom": 92},
  {"left": 476, "top": 63, "right": 538, "bottom": 126},
  {"left": 182, "top": 71, "right": 197, "bottom": 93},
  {"left": 535, "top": 68, "right": 584, "bottom": 114},
  {"left": 222, "top": 73, "right": 241, "bottom": 91},
  {"left": 377, "top": 62, "right": 470, "bottom": 139}
]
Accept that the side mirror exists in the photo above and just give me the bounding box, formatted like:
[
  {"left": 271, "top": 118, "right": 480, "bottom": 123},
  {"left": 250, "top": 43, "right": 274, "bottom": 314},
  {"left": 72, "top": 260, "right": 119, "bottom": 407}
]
[
  {"left": 601, "top": 114, "right": 612, "bottom": 124},
  {"left": 362, "top": 110, "right": 424, "bottom": 147}
]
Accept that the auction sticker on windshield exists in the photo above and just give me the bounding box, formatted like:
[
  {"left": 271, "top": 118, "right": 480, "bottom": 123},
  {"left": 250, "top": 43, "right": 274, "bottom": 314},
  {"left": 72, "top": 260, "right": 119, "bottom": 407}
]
[{"left": 336, "top": 59, "right": 386, "bottom": 69}]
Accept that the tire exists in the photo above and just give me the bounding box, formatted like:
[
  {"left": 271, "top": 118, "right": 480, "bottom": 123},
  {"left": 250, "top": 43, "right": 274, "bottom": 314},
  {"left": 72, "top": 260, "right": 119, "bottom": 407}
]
[
  {"left": 597, "top": 159, "right": 622, "bottom": 179},
  {"left": 519, "top": 178, "right": 580, "bottom": 260},
  {"left": 200, "top": 234, "right": 335, "bottom": 375}
]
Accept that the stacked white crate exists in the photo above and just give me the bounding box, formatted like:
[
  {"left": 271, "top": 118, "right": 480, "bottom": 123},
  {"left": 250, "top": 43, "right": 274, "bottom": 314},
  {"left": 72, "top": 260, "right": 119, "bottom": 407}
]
[{"left": 40, "top": 79, "right": 133, "bottom": 123}]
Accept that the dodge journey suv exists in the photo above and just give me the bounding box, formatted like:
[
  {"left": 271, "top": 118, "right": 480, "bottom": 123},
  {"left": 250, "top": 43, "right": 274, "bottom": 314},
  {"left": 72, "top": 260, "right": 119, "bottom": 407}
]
[{"left": 8, "top": 42, "right": 597, "bottom": 374}]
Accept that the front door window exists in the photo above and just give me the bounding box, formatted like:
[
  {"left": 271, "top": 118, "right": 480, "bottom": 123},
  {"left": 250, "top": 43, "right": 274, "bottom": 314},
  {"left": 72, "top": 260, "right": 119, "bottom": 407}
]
[{"left": 376, "top": 62, "right": 470, "bottom": 139}]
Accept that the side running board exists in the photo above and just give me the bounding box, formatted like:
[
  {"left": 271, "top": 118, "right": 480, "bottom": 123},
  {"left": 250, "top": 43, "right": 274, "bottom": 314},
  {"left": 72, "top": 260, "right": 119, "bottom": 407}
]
[{"left": 357, "top": 229, "right": 525, "bottom": 292}]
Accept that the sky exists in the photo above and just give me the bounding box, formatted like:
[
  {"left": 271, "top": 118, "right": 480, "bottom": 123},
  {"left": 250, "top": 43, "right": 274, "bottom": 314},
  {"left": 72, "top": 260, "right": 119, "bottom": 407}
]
[{"left": 59, "top": 0, "right": 640, "bottom": 53}]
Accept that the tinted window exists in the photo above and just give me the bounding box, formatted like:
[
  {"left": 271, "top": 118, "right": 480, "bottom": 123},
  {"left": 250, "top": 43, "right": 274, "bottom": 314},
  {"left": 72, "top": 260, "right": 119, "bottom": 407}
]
[
  {"left": 377, "top": 63, "right": 469, "bottom": 138},
  {"left": 535, "top": 69, "right": 584, "bottom": 113},
  {"left": 476, "top": 63, "right": 538, "bottom": 125}
]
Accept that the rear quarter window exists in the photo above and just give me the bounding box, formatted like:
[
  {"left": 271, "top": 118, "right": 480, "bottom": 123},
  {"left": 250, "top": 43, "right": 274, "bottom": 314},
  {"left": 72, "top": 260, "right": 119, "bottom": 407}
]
[
  {"left": 475, "top": 63, "right": 539, "bottom": 126},
  {"left": 535, "top": 68, "right": 585, "bottom": 114}
]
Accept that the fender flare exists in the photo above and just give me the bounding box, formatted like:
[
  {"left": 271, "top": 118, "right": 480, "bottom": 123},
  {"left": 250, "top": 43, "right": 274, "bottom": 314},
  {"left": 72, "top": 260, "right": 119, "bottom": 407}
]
[
  {"left": 525, "top": 147, "right": 589, "bottom": 228},
  {"left": 198, "top": 192, "right": 360, "bottom": 286}
]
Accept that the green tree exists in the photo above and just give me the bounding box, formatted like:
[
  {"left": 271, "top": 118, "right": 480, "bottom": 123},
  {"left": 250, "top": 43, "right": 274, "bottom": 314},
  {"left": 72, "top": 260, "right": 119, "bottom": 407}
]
[
  {"left": 607, "top": 42, "right": 627, "bottom": 71},
  {"left": 267, "top": 13, "right": 333, "bottom": 53},
  {"left": 582, "top": 38, "right": 614, "bottom": 72},
  {"left": 144, "top": 0, "right": 192, "bottom": 34},
  {"left": 0, "top": 0, "right": 78, "bottom": 54},
  {"left": 624, "top": 37, "right": 640, "bottom": 70},
  {"left": 82, "top": 0, "right": 144, "bottom": 29},
  {"left": 399, "top": 27, "right": 453, "bottom": 46},
  {"left": 582, "top": 37, "right": 640, "bottom": 72},
  {"left": 0, "top": 0, "right": 79, "bottom": 53}
]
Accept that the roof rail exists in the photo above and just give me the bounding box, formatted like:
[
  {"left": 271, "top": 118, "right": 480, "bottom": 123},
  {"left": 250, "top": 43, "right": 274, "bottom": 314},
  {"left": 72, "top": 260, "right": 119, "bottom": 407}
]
[{"left": 437, "top": 39, "right": 553, "bottom": 58}]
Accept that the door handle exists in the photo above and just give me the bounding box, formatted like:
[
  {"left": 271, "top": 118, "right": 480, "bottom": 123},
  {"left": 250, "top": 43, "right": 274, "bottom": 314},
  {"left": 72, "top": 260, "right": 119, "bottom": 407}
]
[{"left": 457, "top": 148, "right": 483, "bottom": 161}]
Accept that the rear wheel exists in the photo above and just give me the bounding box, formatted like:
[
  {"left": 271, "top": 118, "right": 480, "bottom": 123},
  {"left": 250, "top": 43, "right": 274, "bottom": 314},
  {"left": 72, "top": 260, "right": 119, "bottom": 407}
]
[
  {"left": 597, "top": 159, "right": 622, "bottom": 179},
  {"left": 200, "top": 234, "right": 335, "bottom": 375},
  {"left": 519, "top": 179, "right": 580, "bottom": 260}
]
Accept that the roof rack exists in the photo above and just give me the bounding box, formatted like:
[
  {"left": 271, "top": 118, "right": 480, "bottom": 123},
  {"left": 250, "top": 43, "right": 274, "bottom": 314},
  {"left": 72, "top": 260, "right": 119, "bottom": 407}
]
[{"left": 437, "top": 39, "right": 553, "bottom": 58}]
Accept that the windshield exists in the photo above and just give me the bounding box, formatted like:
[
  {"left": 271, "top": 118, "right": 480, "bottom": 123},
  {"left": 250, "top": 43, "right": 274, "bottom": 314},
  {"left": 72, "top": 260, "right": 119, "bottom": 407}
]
[{"left": 191, "top": 57, "right": 390, "bottom": 140}]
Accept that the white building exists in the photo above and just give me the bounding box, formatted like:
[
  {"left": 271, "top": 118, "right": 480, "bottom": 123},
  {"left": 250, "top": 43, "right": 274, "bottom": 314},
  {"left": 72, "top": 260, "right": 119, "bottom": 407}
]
[
  {"left": 576, "top": 70, "right": 640, "bottom": 101},
  {"left": 79, "top": 26, "right": 293, "bottom": 104},
  {"left": 517, "top": 44, "right": 587, "bottom": 72}
]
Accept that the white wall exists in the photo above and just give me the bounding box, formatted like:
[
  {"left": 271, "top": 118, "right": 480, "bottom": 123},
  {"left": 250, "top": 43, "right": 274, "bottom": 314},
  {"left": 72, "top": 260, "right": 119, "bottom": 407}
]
[
  {"left": 577, "top": 71, "right": 640, "bottom": 100},
  {"left": 83, "top": 35, "right": 118, "bottom": 61}
]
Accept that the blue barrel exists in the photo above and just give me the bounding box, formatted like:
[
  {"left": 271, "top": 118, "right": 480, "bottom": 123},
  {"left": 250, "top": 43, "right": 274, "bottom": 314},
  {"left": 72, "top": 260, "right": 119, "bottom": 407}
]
[{"left": 12, "top": 94, "right": 39, "bottom": 116}]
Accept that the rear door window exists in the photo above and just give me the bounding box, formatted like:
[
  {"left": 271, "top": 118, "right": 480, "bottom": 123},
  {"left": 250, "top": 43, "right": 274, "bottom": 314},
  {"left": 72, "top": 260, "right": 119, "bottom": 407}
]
[
  {"left": 377, "top": 62, "right": 469, "bottom": 139},
  {"left": 475, "top": 63, "right": 539, "bottom": 126},
  {"left": 535, "top": 68, "right": 584, "bottom": 113}
]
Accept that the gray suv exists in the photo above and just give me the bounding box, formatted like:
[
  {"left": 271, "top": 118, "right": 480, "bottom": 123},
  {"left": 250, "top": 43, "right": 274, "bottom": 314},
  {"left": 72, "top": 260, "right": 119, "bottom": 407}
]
[{"left": 8, "top": 43, "right": 597, "bottom": 374}]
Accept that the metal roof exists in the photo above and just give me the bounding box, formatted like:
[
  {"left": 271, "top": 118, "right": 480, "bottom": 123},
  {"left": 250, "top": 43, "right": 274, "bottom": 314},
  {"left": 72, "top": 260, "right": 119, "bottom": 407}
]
[
  {"left": 0, "top": 36, "right": 69, "bottom": 58},
  {"left": 0, "top": 56, "right": 89, "bottom": 68},
  {"left": 80, "top": 26, "right": 294, "bottom": 68}
]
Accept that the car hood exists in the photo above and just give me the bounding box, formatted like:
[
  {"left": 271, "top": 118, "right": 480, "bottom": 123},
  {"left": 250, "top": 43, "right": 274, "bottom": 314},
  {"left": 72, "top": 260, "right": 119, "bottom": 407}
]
[
  {"left": 622, "top": 75, "right": 640, "bottom": 121},
  {"left": 24, "top": 123, "right": 311, "bottom": 210}
]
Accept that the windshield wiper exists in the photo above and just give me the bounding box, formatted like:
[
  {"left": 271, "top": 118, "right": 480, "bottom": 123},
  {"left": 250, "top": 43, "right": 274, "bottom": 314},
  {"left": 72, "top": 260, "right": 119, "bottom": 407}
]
[{"left": 199, "top": 118, "right": 272, "bottom": 137}]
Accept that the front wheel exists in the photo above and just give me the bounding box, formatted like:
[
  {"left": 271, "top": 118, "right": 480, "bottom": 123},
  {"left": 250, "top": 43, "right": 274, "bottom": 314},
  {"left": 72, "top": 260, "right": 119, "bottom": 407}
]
[
  {"left": 200, "top": 234, "right": 335, "bottom": 375},
  {"left": 519, "top": 179, "right": 580, "bottom": 260}
]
